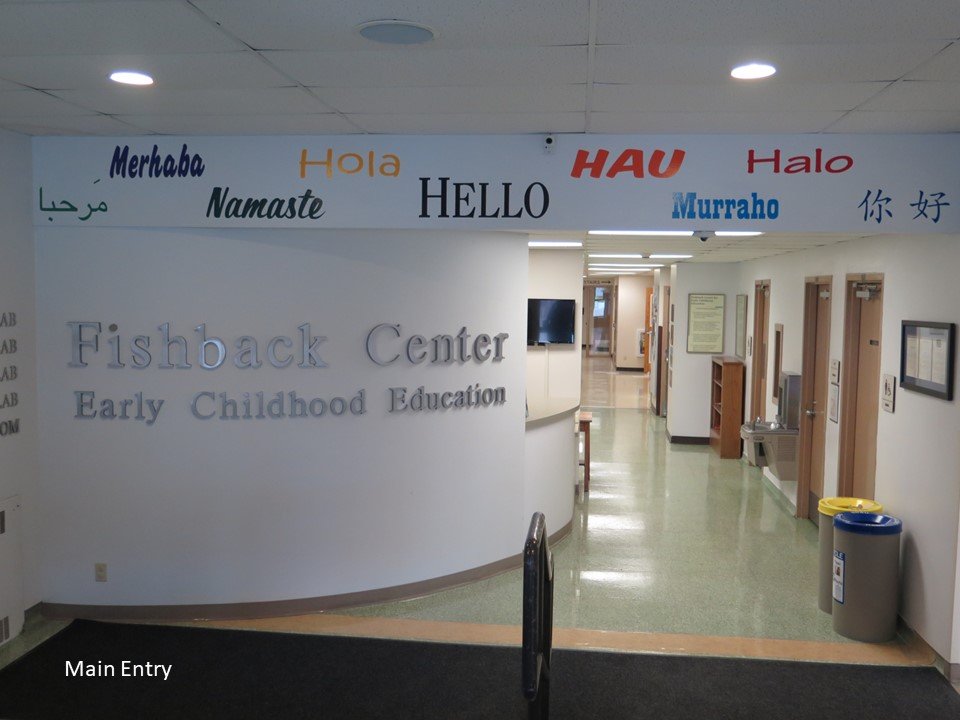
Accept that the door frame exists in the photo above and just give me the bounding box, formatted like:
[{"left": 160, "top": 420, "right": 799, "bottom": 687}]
[
  {"left": 750, "top": 279, "right": 771, "bottom": 420},
  {"left": 837, "top": 273, "right": 884, "bottom": 496},
  {"left": 797, "top": 275, "right": 832, "bottom": 520}
]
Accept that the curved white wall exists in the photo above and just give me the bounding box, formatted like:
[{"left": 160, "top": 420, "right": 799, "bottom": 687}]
[
  {"left": 35, "top": 228, "right": 528, "bottom": 606},
  {"left": 524, "top": 408, "right": 577, "bottom": 537}
]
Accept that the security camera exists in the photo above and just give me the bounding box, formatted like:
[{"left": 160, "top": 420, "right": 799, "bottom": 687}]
[
  {"left": 543, "top": 134, "right": 556, "bottom": 154},
  {"left": 695, "top": 230, "right": 713, "bottom": 243},
  {"left": 699, "top": 234, "right": 709, "bottom": 243}
]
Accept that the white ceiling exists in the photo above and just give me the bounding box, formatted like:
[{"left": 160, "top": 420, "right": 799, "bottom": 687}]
[{"left": 1, "top": 0, "right": 958, "bottom": 262}]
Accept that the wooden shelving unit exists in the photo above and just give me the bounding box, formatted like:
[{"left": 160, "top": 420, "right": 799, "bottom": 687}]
[{"left": 710, "top": 355, "right": 745, "bottom": 459}]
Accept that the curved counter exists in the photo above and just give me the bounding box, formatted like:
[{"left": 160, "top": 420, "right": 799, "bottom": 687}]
[{"left": 523, "top": 396, "right": 578, "bottom": 547}]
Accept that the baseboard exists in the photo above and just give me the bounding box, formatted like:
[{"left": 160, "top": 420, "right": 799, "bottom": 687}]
[
  {"left": 896, "top": 619, "right": 960, "bottom": 683},
  {"left": 665, "top": 430, "right": 709, "bottom": 445},
  {"left": 42, "top": 520, "right": 574, "bottom": 622}
]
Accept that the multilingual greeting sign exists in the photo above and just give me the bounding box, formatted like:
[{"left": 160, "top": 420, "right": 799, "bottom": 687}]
[{"left": 32, "top": 134, "right": 960, "bottom": 233}]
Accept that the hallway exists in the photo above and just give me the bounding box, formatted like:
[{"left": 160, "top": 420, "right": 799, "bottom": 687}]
[
  {"left": 263, "top": 356, "right": 932, "bottom": 666},
  {"left": 342, "top": 359, "right": 837, "bottom": 639},
  {"left": 0, "top": 358, "right": 935, "bottom": 672}
]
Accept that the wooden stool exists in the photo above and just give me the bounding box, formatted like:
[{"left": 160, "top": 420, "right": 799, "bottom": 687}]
[{"left": 577, "top": 411, "right": 592, "bottom": 493}]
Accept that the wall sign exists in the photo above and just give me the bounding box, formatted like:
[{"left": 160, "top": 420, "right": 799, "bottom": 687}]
[
  {"left": 32, "top": 134, "right": 960, "bottom": 233},
  {"left": 829, "top": 383, "right": 840, "bottom": 423},
  {"left": 0, "top": 311, "right": 20, "bottom": 440},
  {"left": 66, "top": 319, "right": 513, "bottom": 425},
  {"left": 829, "top": 358, "right": 841, "bottom": 385},
  {"left": 687, "top": 294, "right": 725, "bottom": 354},
  {"left": 882, "top": 373, "right": 896, "bottom": 413}
]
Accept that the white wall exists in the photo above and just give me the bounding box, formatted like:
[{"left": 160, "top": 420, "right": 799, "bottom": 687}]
[
  {"left": 739, "top": 235, "right": 960, "bottom": 664},
  {"left": 0, "top": 130, "right": 36, "bottom": 643},
  {"left": 527, "top": 248, "right": 583, "bottom": 402},
  {"left": 666, "top": 263, "right": 741, "bottom": 439},
  {"left": 614, "top": 275, "right": 653, "bottom": 370},
  {"left": 34, "top": 228, "right": 528, "bottom": 606}
]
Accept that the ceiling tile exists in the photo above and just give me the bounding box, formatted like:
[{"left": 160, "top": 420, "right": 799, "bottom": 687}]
[
  {"left": 0, "top": 52, "right": 291, "bottom": 91},
  {"left": 0, "top": 114, "right": 149, "bottom": 136},
  {"left": 596, "top": 0, "right": 960, "bottom": 44},
  {"left": 592, "top": 82, "right": 885, "bottom": 113},
  {"left": 0, "top": 1, "right": 243, "bottom": 55},
  {"left": 0, "top": 89, "right": 94, "bottom": 116},
  {"left": 194, "top": 0, "right": 589, "bottom": 50},
  {"left": 826, "top": 109, "right": 960, "bottom": 133},
  {"left": 119, "top": 113, "right": 360, "bottom": 135},
  {"left": 859, "top": 80, "right": 960, "bottom": 111},
  {"left": 346, "top": 112, "right": 585, "bottom": 134},
  {"left": 264, "top": 46, "right": 587, "bottom": 88},
  {"left": 317, "top": 84, "right": 585, "bottom": 115},
  {"left": 594, "top": 43, "right": 948, "bottom": 85},
  {"left": 905, "top": 42, "right": 960, "bottom": 80},
  {"left": 49, "top": 87, "right": 330, "bottom": 117},
  {"left": 588, "top": 110, "right": 846, "bottom": 134}
]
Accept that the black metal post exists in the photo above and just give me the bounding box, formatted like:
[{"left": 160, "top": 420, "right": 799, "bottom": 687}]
[{"left": 521, "top": 512, "right": 554, "bottom": 720}]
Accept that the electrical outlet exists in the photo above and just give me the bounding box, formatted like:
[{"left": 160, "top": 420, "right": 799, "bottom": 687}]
[{"left": 94, "top": 563, "right": 108, "bottom": 582}]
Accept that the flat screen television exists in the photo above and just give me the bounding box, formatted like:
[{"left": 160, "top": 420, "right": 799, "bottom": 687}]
[{"left": 527, "top": 298, "right": 576, "bottom": 346}]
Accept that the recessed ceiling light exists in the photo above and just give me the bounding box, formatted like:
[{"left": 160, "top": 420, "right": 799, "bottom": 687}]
[
  {"left": 528, "top": 240, "right": 583, "bottom": 248},
  {"left": 649, "top": 254, "right": 693, "bottom": 259},
  {"left": 109, "top": 70, "right": 153, "bottom": 86},
  {"left": 730, "top": 63, "right": 776, "bottom": 80},
  {"left": 715, "top": 231, "right": 764, "bottom": 237},
  {"left": 588, "top": 230, "right": 693, "bottom": 237},
  {"left": 588, "top": 253, "right": 645, "bottom": 259},
  {"left": 356, "top": 19, "right": 435, "bottom": 45}
]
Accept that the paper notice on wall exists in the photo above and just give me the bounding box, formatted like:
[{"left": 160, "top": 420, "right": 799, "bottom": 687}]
[
  {"left": 930, "top": 329, "right": 949, "bottom": 385},
  {"left": 905, "top": 333, "right": 919, "bottom": 379},
  {"left": 918, "top": 335, "right": 933, "bottom": 381},
  {"left": 686, "top": 293, "right": 724, "bottom": 353}
]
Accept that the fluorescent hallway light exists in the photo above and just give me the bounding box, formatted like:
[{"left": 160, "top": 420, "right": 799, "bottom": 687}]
[
  {"left": 528, "top": 241, "right": 583, "bottom": 248},
  {"left": 588, "top": 230, "right": 693, "bottom": 237}
]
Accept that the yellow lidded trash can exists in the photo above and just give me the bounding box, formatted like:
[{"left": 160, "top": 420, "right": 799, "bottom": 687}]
[{"left": 817, "top": 497, "right": 882, "bottom": 613}]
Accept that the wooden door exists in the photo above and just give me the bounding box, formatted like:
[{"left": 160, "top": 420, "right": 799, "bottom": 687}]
[
  {"left": 660, "top": 286, "right": 671, "bottom": 416},
  {"left": 852, "top": 286, "right": 882, "bottom": 498},
  {"left": 838, "top": 275, "right": 883, "bottom": 500},
  {"left": 797, "top": 278, "right": 832, "bottom": 520},
  {"left": 643, "top": 287, "right": 654, "bottom": 372},
  {"left": 750, "top": 280, "right": 771, "bottom": 420}
]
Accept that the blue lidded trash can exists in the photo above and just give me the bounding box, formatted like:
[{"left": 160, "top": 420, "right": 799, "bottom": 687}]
[{"left": 832, "top": 512, "right": 902, "bottom": 642}]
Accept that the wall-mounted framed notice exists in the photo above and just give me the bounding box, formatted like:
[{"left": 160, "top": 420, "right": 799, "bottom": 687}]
[
  {"left": 900, "top": 320, "right": 956, "bottom": 400},
  {"left": 735, "top": 294, "right": 748, "bottom": 359},
  {"left": 687, "top": 293, "right": 725, "bottom": 354}
]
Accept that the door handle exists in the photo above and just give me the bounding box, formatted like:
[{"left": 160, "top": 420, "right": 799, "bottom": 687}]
[{"left": 804, "top": 409, "right": 818, "bottom": 417}]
